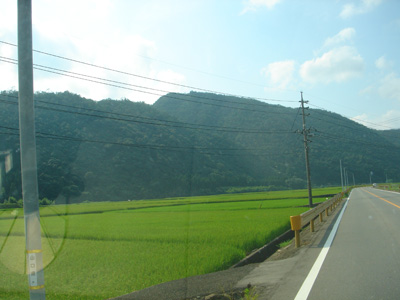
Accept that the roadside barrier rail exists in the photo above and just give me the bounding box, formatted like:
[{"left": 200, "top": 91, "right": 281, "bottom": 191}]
[{"left": 290, "top": 189, "right": 350, "bottom": 247}]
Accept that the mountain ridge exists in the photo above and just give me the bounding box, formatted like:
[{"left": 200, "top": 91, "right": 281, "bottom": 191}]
[{"left": 1, "top": 90, "right": 399, "bottom": 203}]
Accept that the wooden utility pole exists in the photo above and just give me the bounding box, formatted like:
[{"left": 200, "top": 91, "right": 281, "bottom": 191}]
[
  {"left": 18, "top": 0, "right": 46, "bottom": 298},
  {"left": 300, "top": 92, "right": 313, "bottom": 208}
]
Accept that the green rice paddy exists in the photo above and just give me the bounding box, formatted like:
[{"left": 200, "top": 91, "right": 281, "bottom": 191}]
[{"left": 0, "top": 187, "right": 340, "bottom": 299}]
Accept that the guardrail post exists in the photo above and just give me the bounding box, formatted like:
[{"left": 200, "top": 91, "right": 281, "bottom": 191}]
[
  {"left": 288, "top": 190, "right": 350, "bottom": 249},
  {"left": 290, "top": 215, "right": 302, "bottom": 248},
  {"left": 310, "top": 219, "right": 315, "bottom": 232}
]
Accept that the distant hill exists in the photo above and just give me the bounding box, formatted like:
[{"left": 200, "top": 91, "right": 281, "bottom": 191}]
[
  {"left": 377, "top": 129, "right": 400, "bottom": 147},
  {"left": 154, "top": 92, "right": 400, "bottom": 186},
  {"left": 1, "top": 90, "right": 399, "bottom": 203}
]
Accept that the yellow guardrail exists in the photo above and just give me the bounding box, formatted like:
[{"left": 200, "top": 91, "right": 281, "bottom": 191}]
[{"left": 290, "top": 189, "right": 350, "bottom": 247}]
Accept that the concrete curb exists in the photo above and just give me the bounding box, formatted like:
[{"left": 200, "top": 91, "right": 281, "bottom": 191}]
[{"left": 232, "top": 229, "right": 294, "bottom": 268}]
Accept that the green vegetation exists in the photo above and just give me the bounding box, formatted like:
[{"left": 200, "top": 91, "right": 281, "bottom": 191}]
[
  {"left": 2, "top": 90, "right": 399, "bottom": 204},
  {"left": 278, "top": 239, "right": 292, "bottom": 249},
  {"left": 0, "top": 188, "right": 340, "bottom": 300},
  {"left": 375, "top": 183, "right": 400, "bottom": 192},
  {"left": 242, "top": 286, "right": 259, "bottom": 300}
]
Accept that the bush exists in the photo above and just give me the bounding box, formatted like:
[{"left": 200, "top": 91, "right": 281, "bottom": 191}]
[
  {"left": 8, "top": 196, "right": 17, "bottom": 204},
  {"left": 39, "top": 197, "right": 52, "bottom": 206},
  {"left": 0, "top": 203, "right": 19, "bottom": 209},
  {"left": 17, "top": 199, "right": 23, "bottom": 207}
]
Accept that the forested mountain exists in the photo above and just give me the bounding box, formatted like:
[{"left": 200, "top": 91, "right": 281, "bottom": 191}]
[
  {"left": 378, "top": 129, "right": 400, "bottom": 147},
  {"left": 1, "top": 90, "right": 399, "bottom": 204}
]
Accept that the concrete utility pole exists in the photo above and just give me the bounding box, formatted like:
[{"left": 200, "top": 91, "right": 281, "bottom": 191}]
[
  {"left": 300, "top": 92, "right": 313, "bottom": 208},
  {"left": 18, "top": 0, "right": 46, "bottom": 299}
]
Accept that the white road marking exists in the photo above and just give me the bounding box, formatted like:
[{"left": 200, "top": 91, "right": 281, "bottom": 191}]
[
  {"left": 293, "top": 191, "right": 351, "bottom": 300},
  {"left": 375, "top": 188, "right": 400, "bottom": 196}
]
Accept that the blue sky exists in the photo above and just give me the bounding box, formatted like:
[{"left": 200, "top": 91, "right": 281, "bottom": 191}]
[{"left": 0, "top": 0, "right": 399, "bottom": 129}]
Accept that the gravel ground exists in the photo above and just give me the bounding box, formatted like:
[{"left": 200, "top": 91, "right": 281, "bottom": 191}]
[{"left": 110, "top": 264, "right": 257, "bottom": 300}]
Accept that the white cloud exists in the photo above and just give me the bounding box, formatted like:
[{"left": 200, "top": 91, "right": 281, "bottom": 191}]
[
  {"left": 378, "top": 73, "right": 400, "bottom": 102},
  {"left": 375, "top": 56, "right": 393, "bottom": 70},
  {"left": 379, "top": 110, "right": 400, "bottom": 128},
  {"left": 0, "top": 44, "right": 18, "bottom": 91},
  {"left": 0, "top": 1, "right": 18, "bottom": 92},
  {"left": 0, "top": 0, "right": 188, "bottom": 105},
  {"left": 300, "top": 46, "right": 364, "bottom": 84},
  {"left": 262, "top": 60, "right": 295, "bottom": 89},
  {"left": 0, "top": 1, "right": 16, "bottom": 37},
  {"left": 352, "top": 110, "right": 400, "bottom": 130},
  {"left": 340, "top": 0, "right": 383, "bottom": 19},
  {"left": 34, "top": 63, "right": 110, "bottom": 101},
  {"left": 241, "top": 0, "right": 282, "bottom": 14},
  {"left": 323, "top": 28, "right": 356, "bottom": 48},
  {"left": 359, "top": 72, "right": 400, "bottom": 120},
  {"left": 32, "top": 32, "right": 162, "bottom": 102},
  {"left": 32, "top": 0, "right": 114, "bottom": 43},
  {"left": 350, "top": 113, "right": 371, "bottom": 127},
  {"left": 25, "top": 0, "right": 186, "bottom": 104},
  {"left": 150, "top": 70, "right": 186, "bottom": 100}
]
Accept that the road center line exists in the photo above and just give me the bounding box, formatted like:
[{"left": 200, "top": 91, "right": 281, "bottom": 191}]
[
  {"left": 293, "top": 192, "right": 351, "bottom": 300},
  {"left": 363, "top": 189, "right": 400, "bottom": 209}
]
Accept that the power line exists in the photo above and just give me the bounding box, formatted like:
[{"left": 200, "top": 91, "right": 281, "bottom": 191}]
[
  {"left": 3, "top": 89, "right": 398, "bottom": 156},
  {"left": 0, "top": 94, "right": 295, "bottom": 134},
  {"left": 0, "top": 57, "right": 298, "bottom": 117},
  {"left": 0, "top": 41, "right": 297, "bottom": 104},
  {"left": 308, "top": 102, "right": 395, "bottom": 130},
  {"left": 3, "top": 91, "right": 399, "bottom": 152},
  {"left": 315, "top": 130, "right": 400, "bottom": 150},
  {"left": 0, "top": 124, "right": 300, "bottom": 157},
  {"left": 290, "top": 105, "right": 301, "bottom": 131},
  {"left": 5, "top": 123, "right": 396, "bottom": 156},
  {"left": 1, "top": 40, "right": 397, "bottom": 133},
  {"left": 2, "top": 113, "right": 399, "bottom": 157},
  {"left": 309, "top": 111, "right": 400, "bottom": 143},
  {"left": 305, "top": 91, "right": 393, "bottom": 125},
  {"left": 3, "top": 93, "right": 399, "bottom": 154},
  {"left": 304, "top": 102, "right": 394, "bottom": 135}
]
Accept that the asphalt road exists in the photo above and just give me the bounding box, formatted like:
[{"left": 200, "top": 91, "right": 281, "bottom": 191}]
[{"left": 300, "top": 187, "right": 400, "bottom": 300}]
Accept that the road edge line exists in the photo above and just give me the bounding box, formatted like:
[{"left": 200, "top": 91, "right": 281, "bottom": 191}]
[{"left": 293, "top": 191, "right": 352, "bottom": 300}]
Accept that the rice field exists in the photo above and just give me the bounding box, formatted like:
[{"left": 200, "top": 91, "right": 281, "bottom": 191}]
[{"left": 0, "top": 187, "right": 340, "bottom": 299}]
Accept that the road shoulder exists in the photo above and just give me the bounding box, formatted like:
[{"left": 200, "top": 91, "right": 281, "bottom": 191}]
[{"left": 238, "top": 199, "right": 348, "bottom": 300}]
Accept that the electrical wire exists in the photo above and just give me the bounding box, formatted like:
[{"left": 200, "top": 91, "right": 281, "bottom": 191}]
[
  {"left": 315, "top": 130, "right": 400, "bottom": 150},
  {"left": 0, "top": 41, "right": 298, "bottom": 104},
  {"left": 0, "top": 57, "right": 299, "bottom": 117},
  {"left": 2, "top": 92, "right": 398, "bottom": 153},
  {"left": 1, "top": 41, "right": 398, "bottom": 133},
  {"left": 290, "top": 105, "right": 301, "bottom": 131},
  {"left": 308, "top": 102, "right": 395, "bottom": 130},
  {"left": 0, "top": 94, "right": 295, "bottom": 134},
  {"left": 0, "top": 124, "right": 301, "bottom": 157},
  {"left": 2, "top": 90, "right": 398, "bottom": 151}
]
